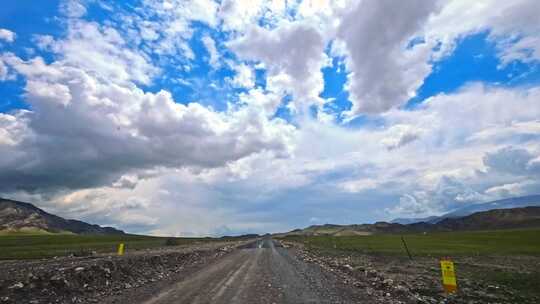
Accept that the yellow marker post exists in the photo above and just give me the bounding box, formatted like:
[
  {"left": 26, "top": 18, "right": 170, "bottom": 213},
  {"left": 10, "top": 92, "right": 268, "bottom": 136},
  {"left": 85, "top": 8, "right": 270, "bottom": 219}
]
[
  {"left": 117, "top": 243, "right": 125, "bottom": 256},
  {"left": 440, "top": 259, "right": 457, "bottom": 294}
]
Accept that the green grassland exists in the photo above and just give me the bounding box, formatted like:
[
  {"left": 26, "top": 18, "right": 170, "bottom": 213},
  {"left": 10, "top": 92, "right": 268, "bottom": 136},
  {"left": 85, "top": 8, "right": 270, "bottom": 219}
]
[
  {"left": 282, "top": 228, "right": 540, "bottom": 256},
  {"left": 0, "top": 234, "right": 215, "bottom": 260}
]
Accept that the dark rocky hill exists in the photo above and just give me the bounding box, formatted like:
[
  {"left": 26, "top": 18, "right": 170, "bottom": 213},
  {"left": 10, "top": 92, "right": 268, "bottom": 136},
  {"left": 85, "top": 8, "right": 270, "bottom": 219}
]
[
  {"left": 0, "top": 197, "right": 124, "bottom": 235},
  {"left": 435, "top": 206, "right": 540, "bottom": 231}
]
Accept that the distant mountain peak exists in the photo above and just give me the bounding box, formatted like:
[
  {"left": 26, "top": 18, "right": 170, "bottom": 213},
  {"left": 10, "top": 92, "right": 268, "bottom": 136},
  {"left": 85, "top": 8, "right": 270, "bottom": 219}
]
[{"left": 0, "top": 197, "right": 124, "bottom": 235}]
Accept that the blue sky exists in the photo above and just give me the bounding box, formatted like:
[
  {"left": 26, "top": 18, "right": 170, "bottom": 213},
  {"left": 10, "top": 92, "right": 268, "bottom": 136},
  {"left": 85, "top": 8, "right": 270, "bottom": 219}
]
[
  {"left": 409, "top": 31, "right": 540, "bottom": 108},
  {"left": 1, "top": 0, "right": 540, "bottom": 236},
  {"left": 2, "top": 1, "right": 539, "bottom": 118}
]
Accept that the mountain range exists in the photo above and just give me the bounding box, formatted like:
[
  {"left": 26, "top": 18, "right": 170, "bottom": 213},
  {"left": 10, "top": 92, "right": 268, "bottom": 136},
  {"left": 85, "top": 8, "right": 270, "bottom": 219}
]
[
  {"left": 277, "top": 195, "right": 540, "bottom": 237},
  {"left": 391, "top": 195, "right": 540, "bottom": 224},
  {"left": 0, "top": 197, "right": 124, "bottom": 235},
  {"left": 2, "top": 195, "right": 540, "bottom": 237}
]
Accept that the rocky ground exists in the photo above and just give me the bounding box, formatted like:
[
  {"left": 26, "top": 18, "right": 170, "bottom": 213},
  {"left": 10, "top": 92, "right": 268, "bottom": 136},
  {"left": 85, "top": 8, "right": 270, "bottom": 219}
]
[
  {"left": 0, "top": 241, "right": 242, "bottom": 304},
  {"left": 286, "top": 241, "right": 540, "bottom": 304}
]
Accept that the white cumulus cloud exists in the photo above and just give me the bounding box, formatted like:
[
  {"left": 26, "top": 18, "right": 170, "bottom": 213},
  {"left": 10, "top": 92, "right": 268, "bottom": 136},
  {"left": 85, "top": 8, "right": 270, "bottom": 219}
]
[{"left": 0, "top": 29, "right": 16, "bottom": 43}]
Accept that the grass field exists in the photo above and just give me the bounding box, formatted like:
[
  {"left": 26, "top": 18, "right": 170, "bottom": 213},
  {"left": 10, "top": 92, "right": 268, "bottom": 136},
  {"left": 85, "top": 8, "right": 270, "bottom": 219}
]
[
  {"left": 0, "top": 234, "right": 215, "bottom": 260},
  {"left": 282, "top": 229, "right": 540, "bottom": 256}
]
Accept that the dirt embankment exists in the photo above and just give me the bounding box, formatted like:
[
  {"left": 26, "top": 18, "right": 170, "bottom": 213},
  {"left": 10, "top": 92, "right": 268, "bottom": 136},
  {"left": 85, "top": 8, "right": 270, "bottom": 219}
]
[
  {"left": 286, "top": 241, "right": 540, "bottom": 304},
  {"left": 0, "top": 242, "right": 243, "bottom": 304}
]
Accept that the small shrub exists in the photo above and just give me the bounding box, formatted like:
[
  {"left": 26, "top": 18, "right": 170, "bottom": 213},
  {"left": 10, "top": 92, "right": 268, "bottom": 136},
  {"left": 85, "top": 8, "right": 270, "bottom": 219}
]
[{"left": 164, "top": 238, "right": 178, "bottom": 246}]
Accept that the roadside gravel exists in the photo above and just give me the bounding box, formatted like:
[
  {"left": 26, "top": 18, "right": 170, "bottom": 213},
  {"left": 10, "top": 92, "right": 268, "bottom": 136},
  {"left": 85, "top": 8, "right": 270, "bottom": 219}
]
[
  {"left": 0, "top": 241, "right": 243, "bottom": 304},
  {"left": 287, "top": 241, "right": 540, "bottom": 304}
]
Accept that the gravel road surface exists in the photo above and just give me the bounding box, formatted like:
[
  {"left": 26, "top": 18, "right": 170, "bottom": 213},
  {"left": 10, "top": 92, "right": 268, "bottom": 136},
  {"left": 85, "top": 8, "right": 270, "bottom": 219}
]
[{"left": 140, "top": 238, "right": 366, "bottom": 304}]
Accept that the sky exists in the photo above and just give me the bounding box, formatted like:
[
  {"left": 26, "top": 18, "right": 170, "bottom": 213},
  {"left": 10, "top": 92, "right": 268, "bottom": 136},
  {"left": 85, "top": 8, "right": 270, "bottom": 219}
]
[{"left": 1, "top": 0, "right": 540, "bottom": 236}]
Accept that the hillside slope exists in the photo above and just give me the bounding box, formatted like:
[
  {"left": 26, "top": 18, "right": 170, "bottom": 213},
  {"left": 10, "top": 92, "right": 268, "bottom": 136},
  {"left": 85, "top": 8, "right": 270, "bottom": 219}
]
[
  {"left": 0, "top": 198, "right": 124, "bottom": 235},
  {"left": 435, "top": 206, "right": 540, "bottom": 231}
]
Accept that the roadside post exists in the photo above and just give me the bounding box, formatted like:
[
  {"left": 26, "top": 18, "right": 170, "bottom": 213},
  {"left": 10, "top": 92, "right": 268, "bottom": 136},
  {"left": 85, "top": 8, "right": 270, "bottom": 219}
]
[
  {"left": 400, "top": 235, "right": 412, "bottom": 260},
  {"left": 117, "top": 243, "right": 125, "bottom": 256},
  {"left": 440, "top": 258, "right": 457, "bottom": 294}
]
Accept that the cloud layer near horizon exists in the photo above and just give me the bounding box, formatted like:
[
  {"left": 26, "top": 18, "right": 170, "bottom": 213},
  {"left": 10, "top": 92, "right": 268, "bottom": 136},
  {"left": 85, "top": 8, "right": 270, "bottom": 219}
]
[{"left": 1, "top": 0, "right": 539, "bottom": 236}]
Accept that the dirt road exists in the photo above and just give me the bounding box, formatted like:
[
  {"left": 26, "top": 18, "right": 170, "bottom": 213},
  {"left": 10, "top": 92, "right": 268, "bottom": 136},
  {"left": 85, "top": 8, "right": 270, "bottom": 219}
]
[{"left": 140, "top": 238, "right": 366, "bottom": 304}]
